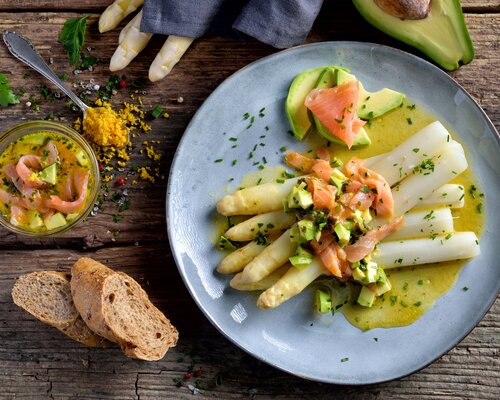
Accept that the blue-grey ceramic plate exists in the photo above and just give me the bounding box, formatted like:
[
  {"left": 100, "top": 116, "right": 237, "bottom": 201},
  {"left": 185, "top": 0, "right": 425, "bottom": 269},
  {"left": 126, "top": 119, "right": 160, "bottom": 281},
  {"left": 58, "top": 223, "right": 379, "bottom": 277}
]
[{"left": 166, "top": 42, "right": 499, "bottom": 384}]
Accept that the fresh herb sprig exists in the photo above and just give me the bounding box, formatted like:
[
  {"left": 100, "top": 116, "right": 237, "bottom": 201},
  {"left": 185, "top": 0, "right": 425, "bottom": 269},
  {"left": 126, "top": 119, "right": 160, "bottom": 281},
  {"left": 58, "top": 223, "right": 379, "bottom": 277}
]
[
  {"left": 59, "top": 16, "right": 88, "bottom": 66},
  {"left": 0, "top": 73, "right": 20, "bottom": 107}
]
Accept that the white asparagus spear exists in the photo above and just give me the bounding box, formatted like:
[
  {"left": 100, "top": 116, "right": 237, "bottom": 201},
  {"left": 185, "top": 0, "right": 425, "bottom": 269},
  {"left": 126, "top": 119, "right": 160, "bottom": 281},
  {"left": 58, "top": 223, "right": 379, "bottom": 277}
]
[
  {"left": 149, "top": 36, "right": 194, "bottom": 82},
  {"left": 374, "top": 232, "right": 480, "bottom": 268},
  {"left": 231, "top": 228, "right": 297, "bottom": 285},
  {"left": 224, "top": 211, "right": 296, "bottom": 242},
  {"left": 417, "top": 184, "right": 465, "bottom": 209},
  {"left": 392, "top": 141, "right": 467, "bottom": 216},
  {"left": 99, "top": 0, "right": 144, "bottom": 33},
  {"left": 257, "top": 259, "right": 326, "bottom": 309},
  {"left": 230, "top": 264, "right": 291, "bottom": 291},
  {"left": 109, "top": 11, "right": 153, "bottom": 72},
  {"left": 217, "top": 176, "right": 303, "bottom": 216},
  {"left": 369, "top": 121, "right": 451, "bottom": 186},
  {"left": 363, "top": 153, "right": 385, "bottom": 168},
  {"left": 384, "top": 208, "right": 453, "bottom": 241},
  {"left": 218, "top": 240, "right": 269, "bottom": 275}
]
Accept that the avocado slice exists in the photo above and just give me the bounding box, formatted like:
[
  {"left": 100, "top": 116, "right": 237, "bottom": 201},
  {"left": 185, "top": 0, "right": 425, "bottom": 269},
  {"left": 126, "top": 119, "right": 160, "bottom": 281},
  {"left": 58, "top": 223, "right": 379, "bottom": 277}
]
[
  {"left": 286, "top": 67, "right": 328, "bottom": 141},
  {"left": 353, "top": 0, "right": 474, "bottom": 71},
  {"left": 336, "top": 69, "right": 404, "bottom": 120},
  {"left": 285, "top": 66, "right": 349, "bottom": 141},
  {"left": 312, "top": 68, "right": 372, "bottom": 147},
  {"left": 40, "top": 163, "right": 58, "bottom": 185},
  {"left": 44, "top": 212, "right": 67, "bottom": 230}
]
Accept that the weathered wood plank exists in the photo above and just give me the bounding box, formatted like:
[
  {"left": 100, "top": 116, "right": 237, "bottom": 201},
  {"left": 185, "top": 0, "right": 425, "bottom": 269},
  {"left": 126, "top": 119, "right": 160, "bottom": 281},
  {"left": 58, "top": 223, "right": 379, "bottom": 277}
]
[
  {"left": 0, "top": 11, "right": 498, "bottom": 249},
  {"left": 0, "top": 4, "right": 498, "bottom": 399},
  {"left": 0, "top": 0, "right": 497, "bottom": 12},
  {"left": 1, "top": 247, "right": 498, "bottom": 399}
]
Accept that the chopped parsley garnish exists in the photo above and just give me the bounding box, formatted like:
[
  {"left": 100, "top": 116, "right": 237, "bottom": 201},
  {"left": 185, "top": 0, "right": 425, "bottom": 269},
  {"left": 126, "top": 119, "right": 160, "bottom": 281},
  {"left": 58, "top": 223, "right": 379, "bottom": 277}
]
[
  {"left": 340, "top": 358, "right": 349, "bottom": 363},
  {"left": 150, "top": 105, "right": 164, "bottom": 119},
  {"left": 423, "top": 210, "right": 435, "bottom": 221},
  {"left": 407, "top": 104, "right": 416, "bottom": 110},
  {"left": 214, "top": 158, "right": 223, "bottom": 163},
  {"left": 413, "top": 159, "right": 435, "bottom": 175},
  {"left": 406, "top": 118, "right": 413, "bottom": 125}
]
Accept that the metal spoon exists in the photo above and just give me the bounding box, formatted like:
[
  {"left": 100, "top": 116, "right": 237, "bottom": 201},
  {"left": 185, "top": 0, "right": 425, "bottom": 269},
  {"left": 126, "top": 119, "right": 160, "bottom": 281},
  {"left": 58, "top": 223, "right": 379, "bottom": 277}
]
[{"left": 3, "top": 30, "right": 90, "bottom": 116}]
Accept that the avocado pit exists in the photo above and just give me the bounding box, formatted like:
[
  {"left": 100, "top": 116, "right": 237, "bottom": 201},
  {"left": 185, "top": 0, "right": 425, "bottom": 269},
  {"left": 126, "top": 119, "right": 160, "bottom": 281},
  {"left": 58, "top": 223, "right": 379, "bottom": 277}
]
[{"left": 375, "top": 0, "right": 431, "bottom": 20}]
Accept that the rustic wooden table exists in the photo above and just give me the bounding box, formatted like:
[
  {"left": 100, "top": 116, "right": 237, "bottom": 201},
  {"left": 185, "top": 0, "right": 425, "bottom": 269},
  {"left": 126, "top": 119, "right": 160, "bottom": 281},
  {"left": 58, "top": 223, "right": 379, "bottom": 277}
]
[{"left": 0, "top": 0, "right": 498, "bottom": 398}]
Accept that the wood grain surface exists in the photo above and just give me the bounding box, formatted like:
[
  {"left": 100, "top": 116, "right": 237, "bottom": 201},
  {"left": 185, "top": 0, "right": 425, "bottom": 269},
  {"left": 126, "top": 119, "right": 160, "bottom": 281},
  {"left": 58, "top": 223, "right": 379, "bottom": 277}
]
[{"left": 0, "top": 0, "right": 498, "bottom": 399}]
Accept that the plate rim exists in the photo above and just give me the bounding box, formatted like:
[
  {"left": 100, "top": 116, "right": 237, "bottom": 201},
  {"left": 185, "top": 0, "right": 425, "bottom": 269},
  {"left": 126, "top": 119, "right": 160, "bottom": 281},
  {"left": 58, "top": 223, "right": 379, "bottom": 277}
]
[{"left": 166, "top": 40, "right": 500, "bottom": 385}]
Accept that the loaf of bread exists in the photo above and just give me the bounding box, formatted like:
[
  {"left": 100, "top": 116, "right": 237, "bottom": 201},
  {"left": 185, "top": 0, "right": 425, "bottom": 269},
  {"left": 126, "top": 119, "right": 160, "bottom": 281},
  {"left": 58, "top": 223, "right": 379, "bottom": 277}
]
[
  {"left": 71, "top": 257, "right": 179, "bottom": 361},
  {"left": 12, "top": 271, "right": 110, "bottom": 348}
]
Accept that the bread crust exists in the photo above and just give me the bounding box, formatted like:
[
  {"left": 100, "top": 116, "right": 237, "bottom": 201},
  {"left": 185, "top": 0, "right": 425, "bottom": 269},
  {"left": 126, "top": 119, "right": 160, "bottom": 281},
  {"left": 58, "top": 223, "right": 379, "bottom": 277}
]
[
  {"left": 12, "top": 270, "right": 111, "bottom": 348},
  {"left": 70, "top": 257, "right": 119, "bottom": 343},
  {"left": 71, "top": 258, "right": 179, "bottom": 360}
]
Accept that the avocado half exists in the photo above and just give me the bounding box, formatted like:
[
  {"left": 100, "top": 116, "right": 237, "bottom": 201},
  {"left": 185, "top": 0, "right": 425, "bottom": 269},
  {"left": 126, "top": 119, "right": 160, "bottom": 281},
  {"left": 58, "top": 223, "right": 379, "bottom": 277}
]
[{"left": 353, "top": 0, "right": 474, "bottom": 71}]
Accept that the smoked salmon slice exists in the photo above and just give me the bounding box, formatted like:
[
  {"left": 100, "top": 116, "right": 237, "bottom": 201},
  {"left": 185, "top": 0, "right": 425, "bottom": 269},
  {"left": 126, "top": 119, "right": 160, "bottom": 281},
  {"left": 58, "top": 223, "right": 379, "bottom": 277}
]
[
  {"left": 305, "top": 81, "right": 365, "bottom": 148},
  {"left": 344, "top": 216, "right": 404, "bottom": 262}
]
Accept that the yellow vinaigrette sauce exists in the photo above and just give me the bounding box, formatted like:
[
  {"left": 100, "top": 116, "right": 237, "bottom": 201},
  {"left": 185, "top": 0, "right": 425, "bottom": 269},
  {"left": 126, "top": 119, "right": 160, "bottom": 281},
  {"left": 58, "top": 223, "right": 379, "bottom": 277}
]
[
  {"left": 215, "top": 98, "right": 484, "bottom": 331},
  {"left": 0, "top": 131, "right": 94, "bottom": 231},
  {"left": 311, "top": 98, "right": 484, "bottom": 330}
]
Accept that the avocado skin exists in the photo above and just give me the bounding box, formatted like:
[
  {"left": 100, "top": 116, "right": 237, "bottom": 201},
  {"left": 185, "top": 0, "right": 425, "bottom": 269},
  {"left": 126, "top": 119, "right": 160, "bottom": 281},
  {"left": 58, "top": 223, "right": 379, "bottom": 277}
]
[{"left": 353, "top": 0, "right": 474, "bottom": 71}]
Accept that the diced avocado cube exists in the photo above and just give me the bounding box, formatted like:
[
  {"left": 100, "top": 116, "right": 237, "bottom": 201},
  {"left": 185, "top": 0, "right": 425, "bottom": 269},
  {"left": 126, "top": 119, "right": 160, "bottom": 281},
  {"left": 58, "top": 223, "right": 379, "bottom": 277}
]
[
  {"left": 334, "top": 223, "right": 351, "bottom": 247},
  {"left": 44, "top": 212, "right": 67, "bottom": 230},
  {"left": 25, "top": 133, "right": 46, "bottom": 146},
  {"left": 40, "top": 163, "right": 57, "bottom": 185},
  {"left": 343, "top": 220, "right": 355, "bottom": 232},
  {"left": 357, "top": 285, "right": 377, "bottom": 307},
  {"left": 288, "top": 185, "right": 313, "bottom": 209},
  {"left": 352, "top": 267, "right": 366, "bottom": 283},
  {"left": 289, "top": 245, "right": 314, "bottom": 268},
  {"left": 75, "top": 150, "right": 89, "bottom": 167},
  {"left": 364, "top": 261, "right": 379, "bottom": 284},
  {"left": 297, "top": 189, "right": 313, "bottom": 209},
  {"left": 375, "top": 278, "right": 392, "bottom": 296},
  {"left": 27, "top": 210, "right": 44, "bottom": 230},
  {"left": 329, "top": 168, "right": 347, "bottom": 193},
  {"left": 314, "top": 288, "right": 332, "bottom": 313},
  {"left": 352, "top": 209, "right": 372, "bottom": 228},
  {"left": 289, "top": 226, "right": 307, "bottom": 245},
  {"left": 289, "top": 254, "right": 313, "bottom": 268},
  {"left": 377, "top": 268, "right": 387, "bottom": 284},
  {"left": 298, "top": 219, "right": 316, "bottom": 242},
  {"left": 65, "top": 212, "right": 80, "bottom": 221}
]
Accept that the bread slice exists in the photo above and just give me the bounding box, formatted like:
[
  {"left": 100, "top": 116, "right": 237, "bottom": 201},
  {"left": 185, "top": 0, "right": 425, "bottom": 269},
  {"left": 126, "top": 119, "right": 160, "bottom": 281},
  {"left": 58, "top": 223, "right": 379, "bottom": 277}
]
[
  {"left": 71, "top": 258, "right": 179, "bottom": 361},
  {"left": 12, "top": 271, "right": 110, "bottom": 348}
]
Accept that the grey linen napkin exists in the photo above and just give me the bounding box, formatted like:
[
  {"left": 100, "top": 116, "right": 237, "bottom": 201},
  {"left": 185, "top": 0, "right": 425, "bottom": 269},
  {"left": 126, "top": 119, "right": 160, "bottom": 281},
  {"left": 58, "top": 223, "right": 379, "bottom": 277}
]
[{"left": 141, "top": 0, "right": 324, "bottom": 49}]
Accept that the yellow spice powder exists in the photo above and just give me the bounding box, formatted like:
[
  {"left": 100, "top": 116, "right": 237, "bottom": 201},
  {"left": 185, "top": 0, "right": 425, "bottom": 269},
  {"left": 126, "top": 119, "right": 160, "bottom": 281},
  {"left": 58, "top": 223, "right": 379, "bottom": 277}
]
[{"left": 83, "top": 105, "right": 128, "bottom": 148}]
